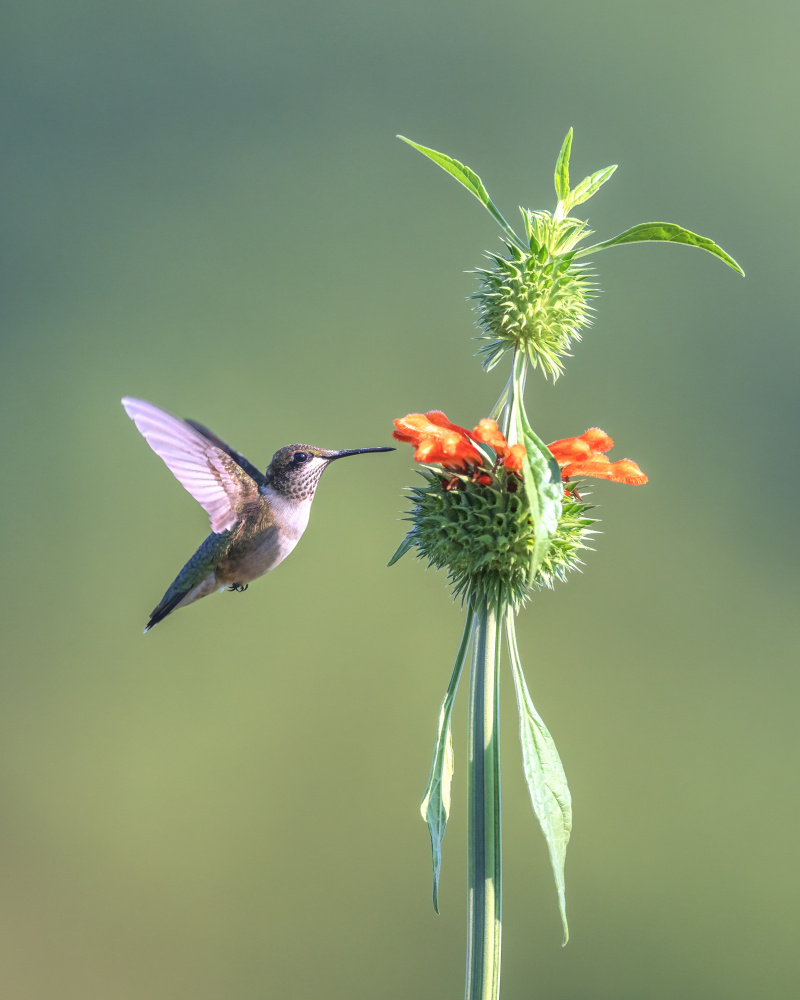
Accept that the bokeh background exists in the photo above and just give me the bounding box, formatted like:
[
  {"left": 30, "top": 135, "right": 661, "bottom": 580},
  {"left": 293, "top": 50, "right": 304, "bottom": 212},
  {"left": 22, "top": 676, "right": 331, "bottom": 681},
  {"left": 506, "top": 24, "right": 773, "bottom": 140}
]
[{"left": 1, "top": 1, "right": 797, "bottom": 997}]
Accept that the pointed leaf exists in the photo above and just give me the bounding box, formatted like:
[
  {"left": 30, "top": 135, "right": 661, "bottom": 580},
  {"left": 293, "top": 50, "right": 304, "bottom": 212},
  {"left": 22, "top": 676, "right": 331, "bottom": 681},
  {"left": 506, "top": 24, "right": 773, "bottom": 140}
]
[
  {"left": 554, "top": 128, "right": 573, "bottom": 202},
  {"left": 507, "top": 612, "right": 572, "bottom": 943},
  {"left": 577, "top": 221, "right": 744, "bottom": 275},
  {"left": 565, "top": 164, "right": 617, "bottom": 212},
  {"left": 398, "top": 135, "right": 522, "bottom": 246},
  {"left": 387, "top": 533, "right": 415, "bottom": 567},
  {"left": 420, "top": 609, "right": 473, "bottom": 912}
]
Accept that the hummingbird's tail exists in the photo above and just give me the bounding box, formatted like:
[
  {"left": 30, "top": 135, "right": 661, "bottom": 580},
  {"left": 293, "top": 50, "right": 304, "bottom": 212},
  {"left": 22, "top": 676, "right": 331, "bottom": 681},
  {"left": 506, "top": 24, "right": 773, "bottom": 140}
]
[
  {"left": 143, "top": 566, "right": 221, "bottom": 633},
  {"left": 144, "top": 589, "right": 192, "bottom": 633}
]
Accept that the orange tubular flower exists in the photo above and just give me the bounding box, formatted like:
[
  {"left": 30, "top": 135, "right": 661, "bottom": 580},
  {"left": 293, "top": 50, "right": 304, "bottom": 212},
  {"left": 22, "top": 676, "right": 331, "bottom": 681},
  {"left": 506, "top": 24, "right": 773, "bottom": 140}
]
[
  {"left": 393, "top": 412, "right": 528, "bottom": 477},
  {"left": 548, "top": 428, "right": 647, "bottom": 485},
  {"left": 392, "top": 411, "right": 483, "bottom": 471}
]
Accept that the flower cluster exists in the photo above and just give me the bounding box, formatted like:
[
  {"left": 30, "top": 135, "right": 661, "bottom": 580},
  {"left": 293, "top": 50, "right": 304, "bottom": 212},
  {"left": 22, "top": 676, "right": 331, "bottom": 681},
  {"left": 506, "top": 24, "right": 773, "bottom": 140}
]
[
  {"left": 549, "top": 428, "right": 647, "bottom": 485},
  {"left": 391, "top": 411, "right": 646, "bottom": 606},
  {"left": 393, "top": 413, "right": 647, "bottom": 489},
  {"left": 392, "top": 411, "right": 526, "bottom": 480}
]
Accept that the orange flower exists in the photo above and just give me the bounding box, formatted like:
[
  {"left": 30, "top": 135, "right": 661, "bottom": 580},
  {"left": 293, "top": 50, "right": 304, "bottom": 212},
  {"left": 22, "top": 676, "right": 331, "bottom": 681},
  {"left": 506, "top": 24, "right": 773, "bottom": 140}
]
[
  {"left": 472, "top": 419, "right": 525, "bottom": 473},
  {"left": 503, "top": 443, "right": 526, "bottom": 472},
  {"left": 392, "top": 412, "right": 527, "bottom": 476},
  {"left": 548, "top": 428, "right": 647, "bottom": 485},
  {"left": 392, "top": 411, "right": 484, "bottom": 471},
  {"left": 472, "top": 418, "right": 508, "bottom": 453}
]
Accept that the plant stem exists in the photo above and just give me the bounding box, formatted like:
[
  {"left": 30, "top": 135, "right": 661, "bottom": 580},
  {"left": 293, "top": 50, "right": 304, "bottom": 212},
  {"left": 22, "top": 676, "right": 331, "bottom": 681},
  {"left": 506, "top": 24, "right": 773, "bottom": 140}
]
[
  {"left": 465, "top": 598, "right": 503, "bottom": 1000},
  {"left": 499, "top": 347, "right": 527, "bottom": 443}
]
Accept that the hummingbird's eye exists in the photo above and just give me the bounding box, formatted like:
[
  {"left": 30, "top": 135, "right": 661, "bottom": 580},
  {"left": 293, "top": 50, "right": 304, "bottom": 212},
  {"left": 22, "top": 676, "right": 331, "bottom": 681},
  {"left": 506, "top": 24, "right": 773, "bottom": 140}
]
[{"left": 292, "top": 451, "right": 310, "bottom": 465}]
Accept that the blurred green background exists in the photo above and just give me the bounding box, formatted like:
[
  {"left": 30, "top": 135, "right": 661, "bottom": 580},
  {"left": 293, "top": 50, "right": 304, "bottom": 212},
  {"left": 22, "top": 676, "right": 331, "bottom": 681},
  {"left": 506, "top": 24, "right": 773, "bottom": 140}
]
[{"left": 1, "top": 1, "right": 797, "bottom": 997}]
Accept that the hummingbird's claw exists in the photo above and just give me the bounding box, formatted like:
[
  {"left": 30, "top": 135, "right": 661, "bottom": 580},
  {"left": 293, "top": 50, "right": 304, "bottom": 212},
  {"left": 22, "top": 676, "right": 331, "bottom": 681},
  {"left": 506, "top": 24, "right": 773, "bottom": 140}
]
[{"left": 228, "top": 583, "right": 248, "bottom": 593}]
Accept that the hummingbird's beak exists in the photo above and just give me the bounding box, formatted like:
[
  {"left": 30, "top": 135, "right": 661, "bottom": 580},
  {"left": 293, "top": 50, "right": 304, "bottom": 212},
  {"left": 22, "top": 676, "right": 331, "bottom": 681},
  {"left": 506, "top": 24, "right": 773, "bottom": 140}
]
[{"left": 327, "top": 447, "right": 395, "bottom": 461}]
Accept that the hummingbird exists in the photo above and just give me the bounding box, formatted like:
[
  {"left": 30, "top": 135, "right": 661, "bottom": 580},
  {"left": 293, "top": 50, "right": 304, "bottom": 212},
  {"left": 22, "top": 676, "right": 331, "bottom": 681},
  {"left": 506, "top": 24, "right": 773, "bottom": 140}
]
[{"left": 121, "top": 397, "right": 394, "bottom": 632}]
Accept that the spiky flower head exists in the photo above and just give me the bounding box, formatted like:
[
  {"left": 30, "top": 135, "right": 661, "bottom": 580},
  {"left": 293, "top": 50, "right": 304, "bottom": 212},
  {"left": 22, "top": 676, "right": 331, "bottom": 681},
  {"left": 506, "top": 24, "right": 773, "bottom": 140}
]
[
  {"left": 397, "top": 468, "right": 596, "bottom": 609},
  {"left": 473, "top": 214, "right": 596, "bottom": 379}
]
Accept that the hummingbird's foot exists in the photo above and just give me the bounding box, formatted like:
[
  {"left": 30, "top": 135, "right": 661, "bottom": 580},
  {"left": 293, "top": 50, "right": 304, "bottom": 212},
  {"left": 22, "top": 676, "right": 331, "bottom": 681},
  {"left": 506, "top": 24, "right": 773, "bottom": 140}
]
[{"left": 228, "top": 583, "right": 249, "bottom": 593}]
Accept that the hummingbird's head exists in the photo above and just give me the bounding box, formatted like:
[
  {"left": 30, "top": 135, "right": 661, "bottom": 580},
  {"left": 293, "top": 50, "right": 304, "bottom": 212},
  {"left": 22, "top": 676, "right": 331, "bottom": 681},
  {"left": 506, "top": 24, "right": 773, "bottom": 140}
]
[{"left": 266, "top": 444, "right": 394, "bottom": 500}]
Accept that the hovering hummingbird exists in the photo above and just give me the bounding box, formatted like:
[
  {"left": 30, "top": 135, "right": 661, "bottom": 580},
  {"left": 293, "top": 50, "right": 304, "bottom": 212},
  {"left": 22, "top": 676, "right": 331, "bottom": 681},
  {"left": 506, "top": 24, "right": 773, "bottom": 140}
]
[{"left": 122, "top": 398, "right": 394, "bottom": 632}]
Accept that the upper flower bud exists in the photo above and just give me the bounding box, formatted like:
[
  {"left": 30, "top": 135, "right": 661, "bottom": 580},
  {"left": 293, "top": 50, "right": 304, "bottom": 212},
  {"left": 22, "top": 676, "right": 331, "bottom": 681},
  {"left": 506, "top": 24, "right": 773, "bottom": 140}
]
[{"left": 473, "top": 217, "right": 596, "bottom": 380}]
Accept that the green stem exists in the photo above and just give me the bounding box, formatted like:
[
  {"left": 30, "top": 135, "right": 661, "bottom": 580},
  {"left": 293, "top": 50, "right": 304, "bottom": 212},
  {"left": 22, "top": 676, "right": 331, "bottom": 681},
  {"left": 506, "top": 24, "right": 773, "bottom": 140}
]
[
  {"left": 489, "top": 376, "right": 511, "bottom": 423},
  {"left": 499, "top": 348, "right": 527, "bottom": 443},
  {"left": 465, "top": 598, "right": 503, "bottom": 1000}
]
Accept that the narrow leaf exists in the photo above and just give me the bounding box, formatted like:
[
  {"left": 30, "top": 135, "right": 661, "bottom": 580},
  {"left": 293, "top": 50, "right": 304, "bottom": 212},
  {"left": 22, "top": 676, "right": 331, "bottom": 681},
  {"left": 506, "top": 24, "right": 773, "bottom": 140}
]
[
  {"left": 388, "top": 533, "right": 415, "bottom": 567},
  {"left": 565, "top": 164, "right": 617, "bottom": 212},
  {"left": 577, "top": 221, "right": 744, "bottom": 275},
  {"left": 488, "top": 377, "right": 511, "bottom": 422},
  {"left": 554, "top": 128, "right": 573, "bottom": 202},
  {"left": 507, "top": 612, "right": 572, "bottom": 943},
  {"left": 420, "top": 608, "right": 474, "bottom": 912},
  {"left": 515, "top": 402, "right": 563, "bottom": 584},
  {"left": 398, "top": 135, "right": 522, "bottom": 246}
]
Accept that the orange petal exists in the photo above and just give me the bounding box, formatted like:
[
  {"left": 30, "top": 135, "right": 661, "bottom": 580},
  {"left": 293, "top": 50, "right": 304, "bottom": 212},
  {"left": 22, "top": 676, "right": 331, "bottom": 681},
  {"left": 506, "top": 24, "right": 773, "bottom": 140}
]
[
  {"left": 503, "top": 443, "right": 526, "bottom": 472},
  {"left": 606, "top": 459, "right": 648, "bottom": 485},
  {"left": 580, "top": 428, "right": 614, "bottom": 453},
  {"left": 548, "top": 435, "right": 595, "bottom": 464},
  {"left": 393, "top": 413, "right": 481, "bottom": 466},
  {"left": 472, "top": 418, "right": 508, "bottom": 453},
  {"left": 424, "top": 411, "right": 473, "bottom": 437},
  {"left": 562, "top": 457, "right": 647, "bottom": 485},
  {"left": 393, "top": 413, "right": 436, "bottom": 445}
]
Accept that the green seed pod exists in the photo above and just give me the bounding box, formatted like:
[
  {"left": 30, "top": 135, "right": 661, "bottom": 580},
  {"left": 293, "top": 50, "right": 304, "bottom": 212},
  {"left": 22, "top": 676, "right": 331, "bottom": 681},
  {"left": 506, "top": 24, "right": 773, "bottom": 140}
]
[
  {"left": 397, "top": 469, "right": 597, "bottom": 608},
  {"left": 473, "top": 214, "right": 596, "bottom": 380}
]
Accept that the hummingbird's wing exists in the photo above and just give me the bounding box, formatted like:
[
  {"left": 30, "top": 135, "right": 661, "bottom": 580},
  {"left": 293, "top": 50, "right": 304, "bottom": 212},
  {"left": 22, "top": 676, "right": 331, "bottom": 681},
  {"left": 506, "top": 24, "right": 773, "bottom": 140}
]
[
  {"left": 122, "top": 397, "right": 263, "bottom": 533},
  {"left": 183, "top": 419, "right": 266, "bottom": 486}
]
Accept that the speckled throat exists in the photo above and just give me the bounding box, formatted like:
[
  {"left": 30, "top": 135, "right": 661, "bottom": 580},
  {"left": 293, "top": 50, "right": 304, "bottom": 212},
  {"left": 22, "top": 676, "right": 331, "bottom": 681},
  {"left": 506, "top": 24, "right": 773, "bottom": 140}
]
[
  {"left": 265, "top": 444, "right": 394, "bottom": 502},
  {"left": 266, "top": 446, "right": 328, "bottom": 500}
]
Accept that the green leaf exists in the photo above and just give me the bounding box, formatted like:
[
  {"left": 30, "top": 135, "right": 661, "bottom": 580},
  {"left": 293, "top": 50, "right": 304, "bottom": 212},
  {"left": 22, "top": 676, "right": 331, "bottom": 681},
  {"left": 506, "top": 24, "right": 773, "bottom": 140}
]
[
  {"left": 514, "top": 395, "right": 563, "bottom": 584},
  {"left": 506, "top": 611, "right": 572, "bottom": 944},
  {"left": 565, "top": 164, "right": 617, "bottom": 212},
  {"left": 554, "top": 128, "right": 573, "bottom": 202},
  {"left": 577, "top": 221, "right": 744, "bottom": 275},
  {"left": 388, "top": 533, "right": 415, "bottom": 567},
  {"left": 398, "top": 135, "right": 523, "bottom": 246},
  {"left": 420, "top": 609, "right": 473, "bottom": 913}
]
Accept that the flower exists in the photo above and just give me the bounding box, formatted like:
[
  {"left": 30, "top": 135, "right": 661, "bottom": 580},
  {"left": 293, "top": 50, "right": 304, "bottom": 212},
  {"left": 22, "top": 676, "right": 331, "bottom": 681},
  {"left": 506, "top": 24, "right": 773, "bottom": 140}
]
[
  {"left": 392, "top": 411, "right": 483, "bottom": 471},
  {"left": 548, "top": 428, "right": 647, "bottom": 485},
  {"left": 392, "top": 412, "right": 526, "bottom": 475},
  {"left": 504, "top": 444, "right": 526, "bottom": 472}
]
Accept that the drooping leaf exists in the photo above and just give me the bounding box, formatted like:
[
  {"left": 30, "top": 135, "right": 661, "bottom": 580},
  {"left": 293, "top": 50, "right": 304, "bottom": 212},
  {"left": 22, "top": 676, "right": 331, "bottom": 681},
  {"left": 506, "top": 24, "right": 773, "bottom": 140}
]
[
  {"left": 565, "top": 164, "right": 617, "bottom": 212},
  {"left": 506, "top": 611, "right": 572, "bottom": 944},
  {"left": 577, "top": 221, "right": 744, "bottom": 275},
  {"left": 514, "top": 393, "right": 563, "bottom": 584},
  {"left": 554, "top": 128, "right": 573, "bottom": 202},
  {"left": 420, "top": 609, "right": 473, "bottom": 912},
  {"left": 398, "top": 135, "right": 522, "bottom": 246}
]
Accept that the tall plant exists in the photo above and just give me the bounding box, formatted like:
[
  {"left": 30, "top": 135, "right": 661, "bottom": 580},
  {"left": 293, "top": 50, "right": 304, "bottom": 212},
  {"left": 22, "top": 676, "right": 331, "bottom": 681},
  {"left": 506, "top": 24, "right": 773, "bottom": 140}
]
[{"left": 390, "top": 129, "right": 742, "bottom": 1000}]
